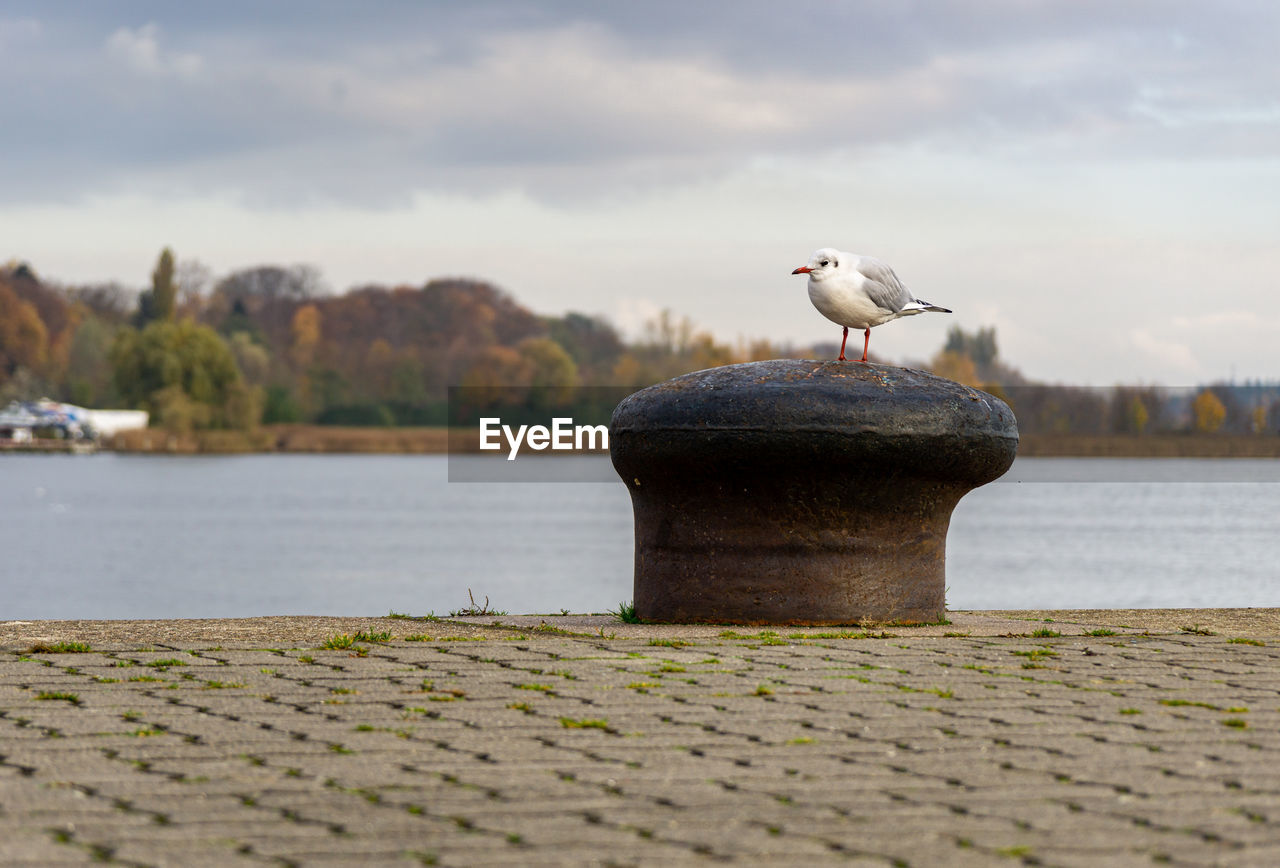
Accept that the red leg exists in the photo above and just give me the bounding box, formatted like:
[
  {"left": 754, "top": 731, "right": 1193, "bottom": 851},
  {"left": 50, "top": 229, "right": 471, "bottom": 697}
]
[
  {"left": 837, "top": 326, "right": 848, "bottom": 361},
  {"left": 860, "top": 328, "right": 870, "bottom": 362}
]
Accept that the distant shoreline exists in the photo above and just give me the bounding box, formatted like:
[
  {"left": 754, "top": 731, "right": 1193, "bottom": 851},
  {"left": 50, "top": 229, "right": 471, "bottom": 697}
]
[
  {"left": 93, "top": 426, "right": 1280, "bottom": 458},
  {"left": 1015, "top": 433, "right": 1280, "bottom": 459},
  {"left": 107, "top": 424, "right": 458, "bottom": 455}
]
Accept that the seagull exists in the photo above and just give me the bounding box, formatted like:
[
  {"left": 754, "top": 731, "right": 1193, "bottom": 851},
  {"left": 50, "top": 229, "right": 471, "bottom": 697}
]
[{"left": 792, "top": 247, "right": 951, "bottom": 362}]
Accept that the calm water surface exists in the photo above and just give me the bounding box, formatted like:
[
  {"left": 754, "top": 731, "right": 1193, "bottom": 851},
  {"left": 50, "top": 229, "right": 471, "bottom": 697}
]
[{"left": 1, "top": 454, "right": 1276, "bottom": 619}]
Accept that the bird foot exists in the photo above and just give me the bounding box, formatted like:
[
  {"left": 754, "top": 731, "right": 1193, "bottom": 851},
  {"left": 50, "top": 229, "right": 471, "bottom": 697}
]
[{"left": 837, "top": 354, "right": 847, "bottom": 362}]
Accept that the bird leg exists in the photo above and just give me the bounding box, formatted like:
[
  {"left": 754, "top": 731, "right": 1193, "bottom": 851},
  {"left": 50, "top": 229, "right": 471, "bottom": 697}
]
[
  {"left": 837, "top": 326, "right": 849, "bottom": 362},
  {"left": 860, "top": 328, "right": 871, "bottom": 363}
]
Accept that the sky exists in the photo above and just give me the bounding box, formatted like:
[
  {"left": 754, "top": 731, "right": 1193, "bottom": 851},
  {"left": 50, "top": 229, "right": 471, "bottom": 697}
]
[{"left": 2, "top": 1, "right": 1278, "bottom": 385}]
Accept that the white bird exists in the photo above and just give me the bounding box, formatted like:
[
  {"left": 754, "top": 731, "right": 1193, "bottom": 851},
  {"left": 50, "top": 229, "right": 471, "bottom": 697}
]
[{"left": 792, "top": 247, "right": 951, "bottom": 362}]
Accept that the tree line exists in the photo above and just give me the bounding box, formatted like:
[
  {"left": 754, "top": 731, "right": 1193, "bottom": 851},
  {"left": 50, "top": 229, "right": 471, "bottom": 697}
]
[
  {"left": 1, "top": 250, "right": 809, "bottom": 432},
  {"left": 928, "top": 325, "right": 1279, "bottom": 436},
  {"left": 1, "top": 251, "right": 1276, "bottom": 436}
]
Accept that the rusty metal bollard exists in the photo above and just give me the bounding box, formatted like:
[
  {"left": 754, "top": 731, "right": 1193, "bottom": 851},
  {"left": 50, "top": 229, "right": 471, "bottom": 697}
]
[{"left": 609, "top": 360, "right": 1018, "bottom": 624}]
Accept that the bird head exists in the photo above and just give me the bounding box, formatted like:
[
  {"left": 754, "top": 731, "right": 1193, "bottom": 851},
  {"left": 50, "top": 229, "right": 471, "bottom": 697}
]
[{"left": 791, "top": 248, "right": 842, "bottom": 279}]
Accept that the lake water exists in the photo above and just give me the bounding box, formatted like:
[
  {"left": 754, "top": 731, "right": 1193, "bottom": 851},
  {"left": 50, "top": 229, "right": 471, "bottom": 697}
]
[{"left": 1, "top": 454, "right": 1277, "bottom": 619}]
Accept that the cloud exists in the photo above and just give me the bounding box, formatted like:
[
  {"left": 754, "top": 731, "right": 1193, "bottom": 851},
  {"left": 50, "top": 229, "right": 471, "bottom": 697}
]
[
  {"left": 0, "top": 3, "right": 1267, "bottom": 208},
  {"left": 104, "top": 22, "right": 202, "bottom": 78},
  {"left": 1129, "top": 328, "right": 1199, "bottom": 376},
  {"left": 612, "top": 296, "right": 665, "bottom": 340},
  {"left": 0, "top": 15, "right": 41, "bottom": 45},
  {"left": 1169, "top": 311, "right": 1274, "bottom": 332}
]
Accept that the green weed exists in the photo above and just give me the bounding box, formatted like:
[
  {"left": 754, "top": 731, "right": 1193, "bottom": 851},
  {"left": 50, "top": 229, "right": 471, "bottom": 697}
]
[
  {"left": 35, "top": 691, "right": 80, "bottom": 704},
  {"left": 515, "top": 683, "right": 554, "bottom": 693},
  {"left": 28, "top": 641, "right": 91, "bottom": 653},
  {"left": 559, "top": 717, "right": 610, "bottom": 730},
  {"left": 612, "top": 601, "right": 641, "bottom": 623}
]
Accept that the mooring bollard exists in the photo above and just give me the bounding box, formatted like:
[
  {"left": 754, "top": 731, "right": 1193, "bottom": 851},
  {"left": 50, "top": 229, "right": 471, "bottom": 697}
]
[{"left": 609, "top": 360, "right": 1018, "bottom": 624}]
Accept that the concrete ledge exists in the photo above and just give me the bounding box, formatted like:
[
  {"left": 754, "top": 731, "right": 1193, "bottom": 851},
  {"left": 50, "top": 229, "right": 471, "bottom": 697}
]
[{"left": 3, "top": 608, "right": 1278, "bottom": 649}]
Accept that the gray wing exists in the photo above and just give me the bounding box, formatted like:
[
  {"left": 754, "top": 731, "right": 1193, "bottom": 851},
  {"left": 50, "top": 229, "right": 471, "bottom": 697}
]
[{"left": 855, "top": 257, "right": 915, "bottom": 313}]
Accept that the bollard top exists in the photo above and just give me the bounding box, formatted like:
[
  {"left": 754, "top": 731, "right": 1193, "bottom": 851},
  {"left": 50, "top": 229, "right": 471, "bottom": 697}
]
[{"left": 610, "top": 359, "right": 1018, "bottom": 485}]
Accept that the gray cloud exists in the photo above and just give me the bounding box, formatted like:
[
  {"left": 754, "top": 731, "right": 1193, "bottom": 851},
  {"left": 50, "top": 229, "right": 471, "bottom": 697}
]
[{"left": 2, "top": 1, "right": 1278, "bottom": 207}]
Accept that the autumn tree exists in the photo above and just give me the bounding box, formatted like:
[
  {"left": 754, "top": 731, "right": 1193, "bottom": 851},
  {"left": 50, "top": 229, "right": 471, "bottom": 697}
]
[
  {"left": 611, "top": 310, "right": 738, "bottom": 387},
  {"left": 546, "top": 313, "right": 624, "bottom": 384},
  {"left": 1252, "top": 403, "right": 1268, "bottom": 435},
  {"left": 928, "top": 350, "right": 981, "bottom": 386},
  {"left": 519, "top": 337, "right": 578, "bottom": 391},
  {"left": 1004, "top": 385, "right": 1109, "bottom": 435},
  {"left": 65, "top": 283, "right": 134, "bottom": 324},
  {"left": 389, "top": 348, "right": 429, "bottom": 404},
  {"left": 289, "top": 304, "right": 322, "bottom": 370},
  {"left": 459, "top": 346, "right": 533, "bottom": 407},
  {"left": 214, "top": 264, "right": 325, "bottom": 304},
  {"left": 0, "top": 282, "right": 49, "bottom": 383},
  {"left": 1127, "top": 396, "right": 1149, "bottom": 434},
  {"left": 205, "top": 264, "right": 325, "bottom": 331},
  {"left": 363, "top": 338, "right": 396, "bottom": 399},
  {"left": 175, "top": 259, "right": 213, "bottom": 318},
  {"left": 1192, "top": 389, "right": 1227, "bottom": 433},
  {"left": 944, "top": 325, "right": 997, "bottom": 374},
  {"left": 1109, "top": 387, "right": 1163, "bottom": 434},
  {"left": 933, "top": 324, "right": 1027, "bottom": 386}
]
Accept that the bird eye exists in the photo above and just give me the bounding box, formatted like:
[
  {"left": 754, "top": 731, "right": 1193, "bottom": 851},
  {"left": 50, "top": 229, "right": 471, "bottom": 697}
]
[{"left": 820, "top": 260, "right": 829, "bottom": 267}]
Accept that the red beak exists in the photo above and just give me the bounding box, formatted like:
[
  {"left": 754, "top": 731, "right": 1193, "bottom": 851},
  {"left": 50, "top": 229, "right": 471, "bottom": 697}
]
[{"left": 792, "top": 266, "right": 812, "bottom": 274}]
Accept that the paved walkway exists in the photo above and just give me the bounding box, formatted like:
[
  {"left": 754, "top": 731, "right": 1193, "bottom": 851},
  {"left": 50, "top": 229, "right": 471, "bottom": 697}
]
[{"left": 2, "top": 611, "right": 1280, "bottom": 866}]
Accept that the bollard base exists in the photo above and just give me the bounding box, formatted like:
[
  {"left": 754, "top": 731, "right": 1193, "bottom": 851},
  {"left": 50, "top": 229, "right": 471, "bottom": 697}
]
[
  {"left": 630, "top": 474, "right": 952, "bottom": 625},
  {"left": 611, "top": 360, "right": 1018, "bottom": 625}
]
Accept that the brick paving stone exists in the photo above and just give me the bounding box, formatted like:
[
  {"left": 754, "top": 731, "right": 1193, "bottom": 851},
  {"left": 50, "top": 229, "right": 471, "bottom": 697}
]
[
  {"left": 7, "top": 623, "right": 1280, "bottom": 864},
  {"left": 0, "top": 834, "right": 96, "bottom": 866}
]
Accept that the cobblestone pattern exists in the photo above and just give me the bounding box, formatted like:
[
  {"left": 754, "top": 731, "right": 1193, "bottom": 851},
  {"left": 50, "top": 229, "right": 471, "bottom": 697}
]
[{"left": 3, "top": 631, "right": 1280, "bottom": 866}]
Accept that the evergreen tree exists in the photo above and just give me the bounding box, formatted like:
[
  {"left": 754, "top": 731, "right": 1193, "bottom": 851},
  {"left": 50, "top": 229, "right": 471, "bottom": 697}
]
[
  {"left": 151, "top": 247, "right": 177, "bottom": 322},
  {"left": 135, "top": 247, "right": 177, "bottom": 326}
]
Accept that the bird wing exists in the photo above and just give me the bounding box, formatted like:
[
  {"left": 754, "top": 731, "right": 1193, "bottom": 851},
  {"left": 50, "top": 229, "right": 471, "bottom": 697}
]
[{"left": 854, "top": 257, "right": 915, "bottom": 313}]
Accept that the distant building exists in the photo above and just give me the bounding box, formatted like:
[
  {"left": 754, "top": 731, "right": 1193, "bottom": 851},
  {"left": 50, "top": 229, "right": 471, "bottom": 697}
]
[
  {"left": 81, "top": 409, "right": 151, "bottom": 438},
  {"left": 0, "top": 399, "right": 148, "bottom": 446}
]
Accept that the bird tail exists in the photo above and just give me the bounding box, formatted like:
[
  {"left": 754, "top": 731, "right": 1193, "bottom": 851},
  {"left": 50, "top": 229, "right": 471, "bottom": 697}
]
[{"left": 901, "top": 300, "right": 952, "bottom": 315}]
